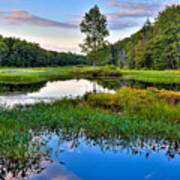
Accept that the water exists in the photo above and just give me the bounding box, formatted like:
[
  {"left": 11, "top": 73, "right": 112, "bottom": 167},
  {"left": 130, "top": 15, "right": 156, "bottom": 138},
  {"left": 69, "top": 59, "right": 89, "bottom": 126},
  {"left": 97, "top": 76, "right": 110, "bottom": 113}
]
[
  {"left": 0, "top": 78, "right": 179, "bottom": 107},
  {"left": 35, "top": 135, "right": 180, "bottom": 180},
  {"left": 0, "top": 79, "right": 114, "bottom": 107},
  {"left": 4, "top": 131, "right": 180, "bottom": 180}
]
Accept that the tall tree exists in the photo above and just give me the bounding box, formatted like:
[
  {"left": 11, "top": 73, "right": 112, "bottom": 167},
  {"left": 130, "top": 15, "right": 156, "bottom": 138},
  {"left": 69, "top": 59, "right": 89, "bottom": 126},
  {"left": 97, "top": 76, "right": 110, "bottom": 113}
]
[{"left": 80, "top": 5, "right": 109, "bottom": 69}]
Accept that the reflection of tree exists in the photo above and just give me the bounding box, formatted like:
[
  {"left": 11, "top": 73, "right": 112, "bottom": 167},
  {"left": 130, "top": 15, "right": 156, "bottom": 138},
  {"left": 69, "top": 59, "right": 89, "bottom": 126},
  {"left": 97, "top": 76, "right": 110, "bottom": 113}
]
[
  {"left": 93, "top": 81, "right": 97, "bottom": 93},
  {"left": 45, "top": 128, "right": 180, "bottom": 160},
  {"left": 0, "top": 156, "right": 46, "bottom": 179},
  {"left": 1, "top": 128, "right": 180, "bottom": 179},
  {"left": 0, "top": 82, "right": 46, "bottom": 95},
  {"left": 96, "top": 79, "right": 180, "bottom": 91}
]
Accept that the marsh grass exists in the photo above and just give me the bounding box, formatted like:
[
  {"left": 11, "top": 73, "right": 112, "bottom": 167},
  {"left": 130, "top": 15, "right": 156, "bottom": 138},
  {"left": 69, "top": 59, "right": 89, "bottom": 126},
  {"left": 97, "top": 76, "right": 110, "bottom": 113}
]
[
  {"left": 0, "top": 66, "right": 179, "bottom": 84},
  {"left": 86, "top": 87, "right": 180, "bottom": 121},
  {"left": 0, "top": 87, "right": 180, "bottom": 162}
]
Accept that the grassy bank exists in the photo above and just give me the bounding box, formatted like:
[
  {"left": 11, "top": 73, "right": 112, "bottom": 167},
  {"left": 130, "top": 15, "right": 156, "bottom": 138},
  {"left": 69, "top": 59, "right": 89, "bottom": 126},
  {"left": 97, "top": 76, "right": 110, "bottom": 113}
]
[
  {"left": 0, "top": 66, "right": 179, "bottom": 84},
  {"left": 1, "top": 87, "right": 180, "bottom": 162}
]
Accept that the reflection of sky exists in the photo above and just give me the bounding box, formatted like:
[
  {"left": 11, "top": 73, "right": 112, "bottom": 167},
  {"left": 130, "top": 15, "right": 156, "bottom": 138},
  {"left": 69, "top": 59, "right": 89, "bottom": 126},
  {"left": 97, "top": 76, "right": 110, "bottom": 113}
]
[
  {"left": 27, "top": 163, "right": 81, "bottom": 180},
  {"left": 39, "top": 135, "right": 180, "bottom": 180},
  {"left": 0, "top": 0, "right": 179, "bottom": 52},
  {"left": 28, "top": 79, "right": 114, "bottom": 98},
  {"left": 0, "top": 79, "right": 114, "bottom": 107}
]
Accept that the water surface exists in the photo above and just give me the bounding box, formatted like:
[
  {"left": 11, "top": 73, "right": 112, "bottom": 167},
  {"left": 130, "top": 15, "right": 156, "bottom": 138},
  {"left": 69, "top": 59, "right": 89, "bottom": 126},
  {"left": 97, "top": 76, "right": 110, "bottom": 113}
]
[
  {"left": 24, "top": 133, "right": 180, "bottom": 180},
  {"left": 0, "top": 79, "right": 113, "bottom": 107},
  {"left": 0, "top": 78, "right": 179, "bottom": 107}
]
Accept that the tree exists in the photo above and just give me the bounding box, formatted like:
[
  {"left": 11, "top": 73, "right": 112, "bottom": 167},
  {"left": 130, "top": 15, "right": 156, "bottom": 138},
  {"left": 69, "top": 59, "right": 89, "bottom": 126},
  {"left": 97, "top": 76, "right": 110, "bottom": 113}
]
[
  {"left": 80, "top": 5, "right": 109, "bottom": 69},
  {"left": 0, "top": 42, "right": 8, "bottom": 65}
]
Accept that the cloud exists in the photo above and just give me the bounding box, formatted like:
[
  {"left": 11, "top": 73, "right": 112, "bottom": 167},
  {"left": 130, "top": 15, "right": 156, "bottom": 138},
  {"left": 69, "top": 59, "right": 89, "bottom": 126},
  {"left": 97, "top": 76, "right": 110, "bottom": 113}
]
[
  {"left": 0, "top": 10, "right": 77, "bottom": 29},
  {"left": 99, "top": 0, "right": 180, "bottom": 19},
  {"left": 106, "top": 0, "right": 160, "bottom": 11},
  {"left": 107, "top": 10, "right": 152, "bottom": 19},
  {"left": 109, "top": 20, "right": 139, "bottom": 30}
]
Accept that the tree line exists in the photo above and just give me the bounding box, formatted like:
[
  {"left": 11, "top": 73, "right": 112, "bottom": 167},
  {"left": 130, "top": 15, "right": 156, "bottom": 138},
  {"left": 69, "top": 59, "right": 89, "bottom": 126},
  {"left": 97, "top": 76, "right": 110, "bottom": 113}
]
[
  {"left": 0, "top": 5, "right": 179, "bottom": 69},
  {"left": 0, "top": 36, "right": 87, "bottom": 67},
  {"left": 111, "top": 5, "right": 180, "bottom": 70}
]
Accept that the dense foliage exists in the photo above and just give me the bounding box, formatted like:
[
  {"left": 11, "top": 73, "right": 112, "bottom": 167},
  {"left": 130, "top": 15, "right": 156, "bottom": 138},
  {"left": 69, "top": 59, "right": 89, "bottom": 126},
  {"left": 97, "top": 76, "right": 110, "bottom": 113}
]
[
  {"left": 80, "top": 5, "right": 109, "bottom": 67},
  {"left": 0, "top": 36, "right": 87, "bottom": 67},
  {"left": 112, "top": 5, "right": 180, "bottom": 70}
]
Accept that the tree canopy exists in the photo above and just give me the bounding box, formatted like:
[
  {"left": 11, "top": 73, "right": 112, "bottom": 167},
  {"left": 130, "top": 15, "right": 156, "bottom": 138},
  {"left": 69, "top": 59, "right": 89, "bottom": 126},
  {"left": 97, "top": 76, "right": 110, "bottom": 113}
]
[
  {"left": 112, "top": 5, "right": 180, "bottom": 70},
  {"left": 0, "top": 36, "right": 87, "bottom": 67},
  {"left": 80, "top": 5, "right": 109, "bottom": 67}
]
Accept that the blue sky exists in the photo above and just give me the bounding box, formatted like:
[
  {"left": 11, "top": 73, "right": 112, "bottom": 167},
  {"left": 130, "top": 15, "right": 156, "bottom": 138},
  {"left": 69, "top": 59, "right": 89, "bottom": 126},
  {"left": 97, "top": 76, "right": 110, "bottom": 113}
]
[{"left": 0, "top": 0, "right": 179, "bottom": 53}]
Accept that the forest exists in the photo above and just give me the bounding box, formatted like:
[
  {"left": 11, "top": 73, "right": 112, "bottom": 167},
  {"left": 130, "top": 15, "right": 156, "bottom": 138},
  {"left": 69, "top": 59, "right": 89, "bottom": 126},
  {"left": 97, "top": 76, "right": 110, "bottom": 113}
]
[
  {"left": 0, "top": 5, "right": 179, "bottom": 69},
  {"left": 112, "top": 5, "right": 180, "bottom": 70},
  {"left": 0, "top": 36, "right": 87, "bottom": 67}
]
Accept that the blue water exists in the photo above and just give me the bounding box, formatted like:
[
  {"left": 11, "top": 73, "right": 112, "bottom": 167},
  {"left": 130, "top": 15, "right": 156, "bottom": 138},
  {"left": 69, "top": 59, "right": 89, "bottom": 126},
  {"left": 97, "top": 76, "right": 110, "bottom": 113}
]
[{"left": 28, "top": 135, "right": 180, "bottom": 180}]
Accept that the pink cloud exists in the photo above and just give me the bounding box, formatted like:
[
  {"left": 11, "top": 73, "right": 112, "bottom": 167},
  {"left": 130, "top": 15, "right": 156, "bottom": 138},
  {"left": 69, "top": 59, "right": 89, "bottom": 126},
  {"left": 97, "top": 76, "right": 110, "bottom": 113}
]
[
  {"left": 0, "top": 10, "right": 77, "bottom": 29},
  {"left": 98, "top": 0, "right": 180, "bottom": 20}
]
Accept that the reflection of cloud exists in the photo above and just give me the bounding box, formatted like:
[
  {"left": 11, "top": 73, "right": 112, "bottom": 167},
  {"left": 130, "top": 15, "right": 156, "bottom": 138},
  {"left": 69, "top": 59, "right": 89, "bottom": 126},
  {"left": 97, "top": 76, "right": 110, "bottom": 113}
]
[
  {"left": 27, "top": 163, "right": 81, "bottom": 180},
  {"left": 66, "top": 142, "right": 75, "bottom": 152},
  {"left": 0, "top": 10, "right": 77, "bottom": 29},
  {"left": 145, "top": 174, "right": 153, "bottom": 179}
]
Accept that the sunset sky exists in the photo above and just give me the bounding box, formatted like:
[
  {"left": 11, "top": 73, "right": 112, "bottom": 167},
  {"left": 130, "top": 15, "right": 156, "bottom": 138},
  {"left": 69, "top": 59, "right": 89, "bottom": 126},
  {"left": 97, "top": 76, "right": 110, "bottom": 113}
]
[{"left": 0, "top": 0, "right": 179, "bottom": 53}]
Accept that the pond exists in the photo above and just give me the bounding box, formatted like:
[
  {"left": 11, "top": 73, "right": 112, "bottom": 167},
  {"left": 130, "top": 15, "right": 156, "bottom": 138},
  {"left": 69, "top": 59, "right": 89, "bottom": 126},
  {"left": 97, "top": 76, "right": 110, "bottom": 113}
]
[
  {"left": 0, "top": 79, "right": 114, "bottom": 107},
  {"left": 0, "top": 78, "right": 179, "bottom": 107},
  {"left": 1, "top": 78, "right": 180, "bottom": 180},
  {"left": 2, "top": 131, "right": 180, "bottom": 180}
]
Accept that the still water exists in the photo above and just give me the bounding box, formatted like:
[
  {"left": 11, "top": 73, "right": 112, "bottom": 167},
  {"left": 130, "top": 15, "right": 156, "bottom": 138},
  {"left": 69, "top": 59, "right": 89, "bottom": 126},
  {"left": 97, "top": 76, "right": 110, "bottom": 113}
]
[
  {"left": 21, "top": 133, "right": 180, "bottom": 180},
  {"left": 0, "top": 79, "right": 114, "bottom": 107},
  {"left": 2, "top": 130, "right": 180, "bottom": 180},
  {"left": 0, "top": 78, "right": 179, "bottom": 107}
]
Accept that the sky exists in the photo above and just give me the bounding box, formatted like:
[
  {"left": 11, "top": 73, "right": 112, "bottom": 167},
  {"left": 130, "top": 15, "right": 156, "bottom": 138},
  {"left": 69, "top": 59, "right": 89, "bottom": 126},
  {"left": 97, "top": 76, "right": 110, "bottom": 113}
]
[{"left": 0, "top": 0, "right": 179, "bottom": 53}]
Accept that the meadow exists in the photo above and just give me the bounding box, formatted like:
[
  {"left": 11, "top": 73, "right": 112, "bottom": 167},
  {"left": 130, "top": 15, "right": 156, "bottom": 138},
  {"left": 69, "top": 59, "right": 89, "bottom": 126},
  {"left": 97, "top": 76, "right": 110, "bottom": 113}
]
[{"left": 0, "top": 66, "right": 179, "bottom": 84}]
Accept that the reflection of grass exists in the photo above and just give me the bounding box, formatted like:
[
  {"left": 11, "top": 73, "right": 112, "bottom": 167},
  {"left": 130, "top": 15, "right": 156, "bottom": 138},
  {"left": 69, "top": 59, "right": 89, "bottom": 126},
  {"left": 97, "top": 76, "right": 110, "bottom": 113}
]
[{"left": 0, "top": 66, "right": 179, "bottom": 84}]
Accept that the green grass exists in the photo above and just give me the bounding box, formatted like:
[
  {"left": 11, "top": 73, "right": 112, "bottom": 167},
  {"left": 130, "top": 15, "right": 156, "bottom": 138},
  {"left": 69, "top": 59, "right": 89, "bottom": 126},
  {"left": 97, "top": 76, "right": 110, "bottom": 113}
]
[
  {"left": 120, "top": 69, "right": 180, "bottom": 83},
  {"left": 0, "top": 66, "right": 179, "bottom": 84},
  {"left": 0, "top": 67, "right": 75, "bottom": 84}
]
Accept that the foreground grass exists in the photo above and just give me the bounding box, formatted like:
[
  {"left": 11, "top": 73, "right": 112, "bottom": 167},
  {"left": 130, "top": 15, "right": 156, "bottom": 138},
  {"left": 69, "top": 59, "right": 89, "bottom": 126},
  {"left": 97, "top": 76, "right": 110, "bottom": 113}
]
[
  {"left": 0, "top": 66, "right": 179, "bottom": 84},
  {"left": 0, "top": 87, "right": 180, "bottom": 162}
]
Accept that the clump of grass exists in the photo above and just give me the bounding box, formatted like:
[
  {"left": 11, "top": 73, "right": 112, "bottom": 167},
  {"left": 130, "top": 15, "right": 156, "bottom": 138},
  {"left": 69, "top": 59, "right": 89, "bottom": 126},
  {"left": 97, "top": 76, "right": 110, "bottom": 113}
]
[{"left": 85, "top": 87, "right": 180, "bottom": 122}]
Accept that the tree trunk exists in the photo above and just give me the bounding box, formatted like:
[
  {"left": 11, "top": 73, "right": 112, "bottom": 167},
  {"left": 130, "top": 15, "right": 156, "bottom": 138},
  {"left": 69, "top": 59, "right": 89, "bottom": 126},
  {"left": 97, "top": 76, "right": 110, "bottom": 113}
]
[{"left": 93, "top": 61, "right": 96, "bottom": 71}]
